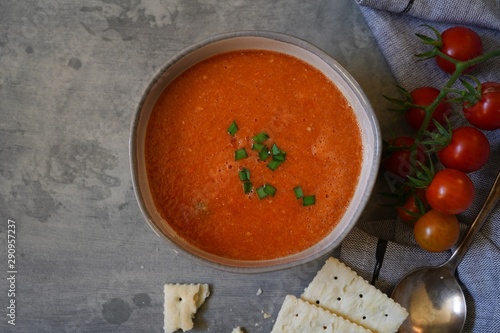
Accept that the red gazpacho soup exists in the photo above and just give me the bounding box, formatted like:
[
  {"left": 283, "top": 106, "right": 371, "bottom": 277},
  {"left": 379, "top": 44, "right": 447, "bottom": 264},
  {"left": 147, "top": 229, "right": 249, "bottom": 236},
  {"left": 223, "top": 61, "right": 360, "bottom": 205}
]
[{"left": 145, "top": 50, "right": 362, "bottom": 260}]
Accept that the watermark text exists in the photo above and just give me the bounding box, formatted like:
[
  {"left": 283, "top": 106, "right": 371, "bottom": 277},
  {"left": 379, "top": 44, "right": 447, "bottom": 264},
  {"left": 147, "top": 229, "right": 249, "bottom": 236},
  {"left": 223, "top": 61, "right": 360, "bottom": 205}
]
[{"left": 6, "top": 219, "right": 17, "bottom": 326}]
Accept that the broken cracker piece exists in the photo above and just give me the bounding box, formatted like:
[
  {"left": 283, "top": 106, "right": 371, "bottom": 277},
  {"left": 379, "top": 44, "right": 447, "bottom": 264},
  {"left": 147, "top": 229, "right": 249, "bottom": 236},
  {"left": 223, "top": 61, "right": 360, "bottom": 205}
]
[{"left": 163, "top": 283, "right": 210, "bottom": 333}]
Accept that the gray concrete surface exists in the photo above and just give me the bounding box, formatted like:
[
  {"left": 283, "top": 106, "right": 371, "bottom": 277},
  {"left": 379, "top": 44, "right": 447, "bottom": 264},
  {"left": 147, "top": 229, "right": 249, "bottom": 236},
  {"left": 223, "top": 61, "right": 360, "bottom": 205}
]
[{"left": 0, "top": 1, "right": 398, "bottom": 332}]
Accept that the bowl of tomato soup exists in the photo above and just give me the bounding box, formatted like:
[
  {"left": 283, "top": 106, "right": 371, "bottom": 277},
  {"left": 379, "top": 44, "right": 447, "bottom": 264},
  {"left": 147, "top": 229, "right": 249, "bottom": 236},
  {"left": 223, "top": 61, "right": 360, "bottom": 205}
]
[{"left": 130, "top": 31, "right": 381, "bottom": 273}]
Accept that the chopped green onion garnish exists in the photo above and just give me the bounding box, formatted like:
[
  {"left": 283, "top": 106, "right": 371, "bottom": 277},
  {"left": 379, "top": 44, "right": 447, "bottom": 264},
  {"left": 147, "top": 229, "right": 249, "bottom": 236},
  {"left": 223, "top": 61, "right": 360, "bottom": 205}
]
[
  {"left": 293, "top": 186, "right": 304, "bottom": 199},
  {"left": 271, "top": 144, "right": 281, "bottom": 156},
  {"left": 252, "top": 132, "right": 269, "bottom": 144},
  {"left": 238, "top": 168, "right": 251, "bottom": 181},
  {"left": 227, "top": 121, "right": 238, "bottom": 136},
  {"left": 273, "top": 153, "right": 286, "bottom": 162},
  {"left": 263, "top": 183, "right": 277, "bottom": 197},
  {"left": 242, "top": 181, "right": 252, "bottom": 194},
  {"left": 259, "top": 148, "right": 270, "bottom": 161},
  {"left": 267, "top": 159, "right": 283, "bottom": 171},
  {"left": 303, "top": 195, "right": 316, "bottom": 206},
  {"left": 270, "top": 143, "right": 286, "bottom": 161},
  {"left": 256, "top": 186, "right": 268, "bottom": 199},
  {"left": 252, "top": 143, "right": 266, "bottom": 151},
  {"left": 235, "top": 148, "right": 248, "bottom": 161}
]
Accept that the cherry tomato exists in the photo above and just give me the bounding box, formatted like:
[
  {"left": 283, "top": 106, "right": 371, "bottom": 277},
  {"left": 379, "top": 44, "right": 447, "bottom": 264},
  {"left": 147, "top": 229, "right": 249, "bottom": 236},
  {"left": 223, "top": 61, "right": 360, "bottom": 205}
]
[
  {"left": 426, "top": 169, "right": 475, "bottom": 214},
  {"left": 435, "top": 26, "right": 483, "bottom": 74},
  {"left": 437, "top": 126, "right": 490, "bottom": 173},
  {"left": 413, "top": 209, "right": 460, "bottom": 252},
  {"left": 462, "top": 82, "right": 500, "bottom": 131},
  {"left": 382, "top": 137, "right": 427, "bottom": 179},
  {"left": 406, "top": 87, "right": 450, "bottom": 130},
  {"left": 396, "top": 189, "right": 428, "bottom": 226}
]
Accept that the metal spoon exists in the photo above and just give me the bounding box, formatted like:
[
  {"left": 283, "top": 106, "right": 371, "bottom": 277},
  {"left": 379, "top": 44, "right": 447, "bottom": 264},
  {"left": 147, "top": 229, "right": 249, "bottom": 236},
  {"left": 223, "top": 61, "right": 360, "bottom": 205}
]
[{"left": 391, "top": 170, "right": 500, "bottom": 333}]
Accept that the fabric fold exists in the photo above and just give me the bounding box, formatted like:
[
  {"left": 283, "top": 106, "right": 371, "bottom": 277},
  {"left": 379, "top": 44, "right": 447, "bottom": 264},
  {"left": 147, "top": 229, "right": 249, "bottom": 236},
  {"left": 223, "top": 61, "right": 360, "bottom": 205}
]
[{"left": 357, "top": 0, "right": 500, "bottom": 30}]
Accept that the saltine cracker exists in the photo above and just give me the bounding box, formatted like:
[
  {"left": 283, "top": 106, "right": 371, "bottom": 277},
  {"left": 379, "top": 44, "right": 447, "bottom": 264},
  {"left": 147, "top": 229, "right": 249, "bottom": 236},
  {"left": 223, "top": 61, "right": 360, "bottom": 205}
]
[
  {"left": 271, "top": 295, "right": 373, "bottom": 333},
  {"left": 163, "top": 283, "right": 210, "bottom": 333},
  {"left": 301, "top": 257, "right": 408, "bottom": 333}
]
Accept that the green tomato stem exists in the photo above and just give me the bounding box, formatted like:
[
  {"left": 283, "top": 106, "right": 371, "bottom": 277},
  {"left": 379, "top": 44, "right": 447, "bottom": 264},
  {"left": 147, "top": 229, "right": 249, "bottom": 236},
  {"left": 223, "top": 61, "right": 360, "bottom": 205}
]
[
  {"left": 404, "top": 102, "right": 427, "bottom": 110},
  {"left": 463, "top": 48, "right": 500, "bottom": 67},
  {"left": 406, "top": 47, "right": 500, "bottom": 180},
  {"left": 418, "top": 48, "right": 500, "bottom": 139}
]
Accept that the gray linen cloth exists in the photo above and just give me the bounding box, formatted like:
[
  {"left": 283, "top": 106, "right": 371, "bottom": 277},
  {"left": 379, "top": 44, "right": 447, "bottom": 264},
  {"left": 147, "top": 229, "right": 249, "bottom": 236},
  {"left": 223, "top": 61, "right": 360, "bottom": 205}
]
[{"left": 339, "top": 1, "right": 500, "bottom": 332}]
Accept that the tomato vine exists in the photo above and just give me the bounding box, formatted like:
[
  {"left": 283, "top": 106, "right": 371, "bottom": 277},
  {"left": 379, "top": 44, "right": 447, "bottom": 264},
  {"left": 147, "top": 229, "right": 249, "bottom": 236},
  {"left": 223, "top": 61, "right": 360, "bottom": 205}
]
[{"left": 382, "top": 25, "right": 500, "bottom": 252}]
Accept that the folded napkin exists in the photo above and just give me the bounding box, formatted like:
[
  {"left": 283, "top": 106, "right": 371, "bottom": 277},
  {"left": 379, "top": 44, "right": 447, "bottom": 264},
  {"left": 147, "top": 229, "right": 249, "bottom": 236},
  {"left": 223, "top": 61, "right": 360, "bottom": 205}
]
[{"left": 340, "top": 2, "right": 500, "bottom": 332}]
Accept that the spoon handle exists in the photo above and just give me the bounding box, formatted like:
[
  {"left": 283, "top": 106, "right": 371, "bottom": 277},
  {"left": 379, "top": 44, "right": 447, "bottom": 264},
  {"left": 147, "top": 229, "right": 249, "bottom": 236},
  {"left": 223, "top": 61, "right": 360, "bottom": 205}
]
[{"left": 443, "top": 171, "right": 500, "bottom": 271}]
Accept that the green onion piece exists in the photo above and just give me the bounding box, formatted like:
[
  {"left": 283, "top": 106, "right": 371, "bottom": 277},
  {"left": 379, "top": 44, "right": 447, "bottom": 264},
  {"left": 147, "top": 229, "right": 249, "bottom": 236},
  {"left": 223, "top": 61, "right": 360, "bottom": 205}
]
[
  {"left": 273, "top": 153, "right": 286, "bottom": 162},
  {"left": 227, "top": 121, "right": 238, "bottom": 136},
  {"left": 242, "top": 181, "right": 252, "bottom": 194},
  {"left": 302, "top": 195, "right": 316, "bottom": 206},
  {"left": 271, "top": 144, "right": 281, "bottom": 156},
  {"left": 293, "top": 186, "right": 304, "bottom": 199},
  {"left": 252, "top": 132, "right": 269, "bottom": 144},
  {"left": 238, "top": 168, "right": 250, "bottom": 181},
  {"left": 259, "top": 148, "right": 270, "bottom": 161},
  {"left": 267, "top": 159, "right": 283, "bottom": 171},
  {"left": 263, "top": 183, "right": 277, "bottom": 197},
  {"left": 270, "top": 144, "right": 286, "bottom": 161},
  {"left": 235, "top": 148, "right": 248, "bottom": 161},
  {"left": 252, "top": 143, "right": 265, "bottom": 151},
  {"left": 256, "top": 186, "right": 268, "bottom": 199}
]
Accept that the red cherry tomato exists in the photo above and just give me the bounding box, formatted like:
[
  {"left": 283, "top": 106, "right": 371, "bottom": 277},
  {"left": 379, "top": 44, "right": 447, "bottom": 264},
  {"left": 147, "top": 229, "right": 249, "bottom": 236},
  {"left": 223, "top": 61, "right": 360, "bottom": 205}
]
[
  {"left": 396, "top": 189, "right": 428, "bottom": 226},
  {"left": 435, "top": 26, "right": 483, "bottom": 74},
  {"left": 406, "top": 87, "right": 450, "bottom": 131},
  {"left": 413, "top": 209, "right": 460, "bottom": 252},
  {"left": 463, "top": 82, "right": 500, "bottom": 131},
  {"left": 426, "top": 169, "right": 475, "bottom": 214},
  {"left": 437, "top": 126, "right": 490, "bottom": 173},
  {"left": 382, "top": 137, "right": 427, "bottom": 179}
]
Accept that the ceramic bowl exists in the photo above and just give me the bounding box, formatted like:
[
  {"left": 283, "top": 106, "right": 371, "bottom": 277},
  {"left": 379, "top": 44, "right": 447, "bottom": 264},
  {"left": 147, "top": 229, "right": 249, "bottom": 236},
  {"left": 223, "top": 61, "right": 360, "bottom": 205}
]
[{"left": 130, "top": 31, "right": 381, "bottom": 273}]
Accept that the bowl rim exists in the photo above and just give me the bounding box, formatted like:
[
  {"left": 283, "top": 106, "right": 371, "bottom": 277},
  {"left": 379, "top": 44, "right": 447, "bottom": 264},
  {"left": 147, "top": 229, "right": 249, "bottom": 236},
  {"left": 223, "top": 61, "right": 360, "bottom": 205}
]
[{"left": 129, "top": 30, "right": 382, "bottom": 274}]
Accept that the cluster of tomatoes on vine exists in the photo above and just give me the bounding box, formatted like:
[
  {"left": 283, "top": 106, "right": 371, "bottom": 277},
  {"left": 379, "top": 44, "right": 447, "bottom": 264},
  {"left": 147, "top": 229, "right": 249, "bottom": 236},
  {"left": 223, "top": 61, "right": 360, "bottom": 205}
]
[{"left": 381, "top": 25, "right": 500, "bottom": 253}]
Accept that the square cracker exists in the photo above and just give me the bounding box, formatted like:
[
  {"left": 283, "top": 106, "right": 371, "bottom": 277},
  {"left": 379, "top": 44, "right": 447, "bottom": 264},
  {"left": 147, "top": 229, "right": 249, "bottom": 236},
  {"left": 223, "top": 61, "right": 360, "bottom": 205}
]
[
  {"left": 164, "top": 283, "right": 210, "bottom": 333},
  {"left": 271, "top": 295, "right": 373, "bottom": 333},
  {"left": 301, "top": 257, "right": 408, "bottom": 333}
]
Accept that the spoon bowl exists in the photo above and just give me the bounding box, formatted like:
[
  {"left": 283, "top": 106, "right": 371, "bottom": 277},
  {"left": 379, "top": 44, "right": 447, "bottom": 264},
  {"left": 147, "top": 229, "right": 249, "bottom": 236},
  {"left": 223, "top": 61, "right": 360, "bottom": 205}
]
[
  {"left": 392, "top": 266, "right": 466, "bottom": 333},
  {"left": 392, "top": 170, "right": 500, "bottom": 333}
]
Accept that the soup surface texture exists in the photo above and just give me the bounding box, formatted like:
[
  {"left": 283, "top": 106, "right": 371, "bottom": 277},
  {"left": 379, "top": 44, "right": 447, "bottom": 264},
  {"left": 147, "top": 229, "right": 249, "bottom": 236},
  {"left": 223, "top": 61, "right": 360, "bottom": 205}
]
[{"left": 145, "top": 50, "right": 362, "bottom": 260}]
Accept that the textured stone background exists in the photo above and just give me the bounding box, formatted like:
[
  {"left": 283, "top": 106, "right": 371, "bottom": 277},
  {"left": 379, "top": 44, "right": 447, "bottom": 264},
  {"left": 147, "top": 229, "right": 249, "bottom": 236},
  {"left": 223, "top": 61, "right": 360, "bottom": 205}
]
[{"left": 0, "top": 1, "right": 397, "bottom": 332}]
